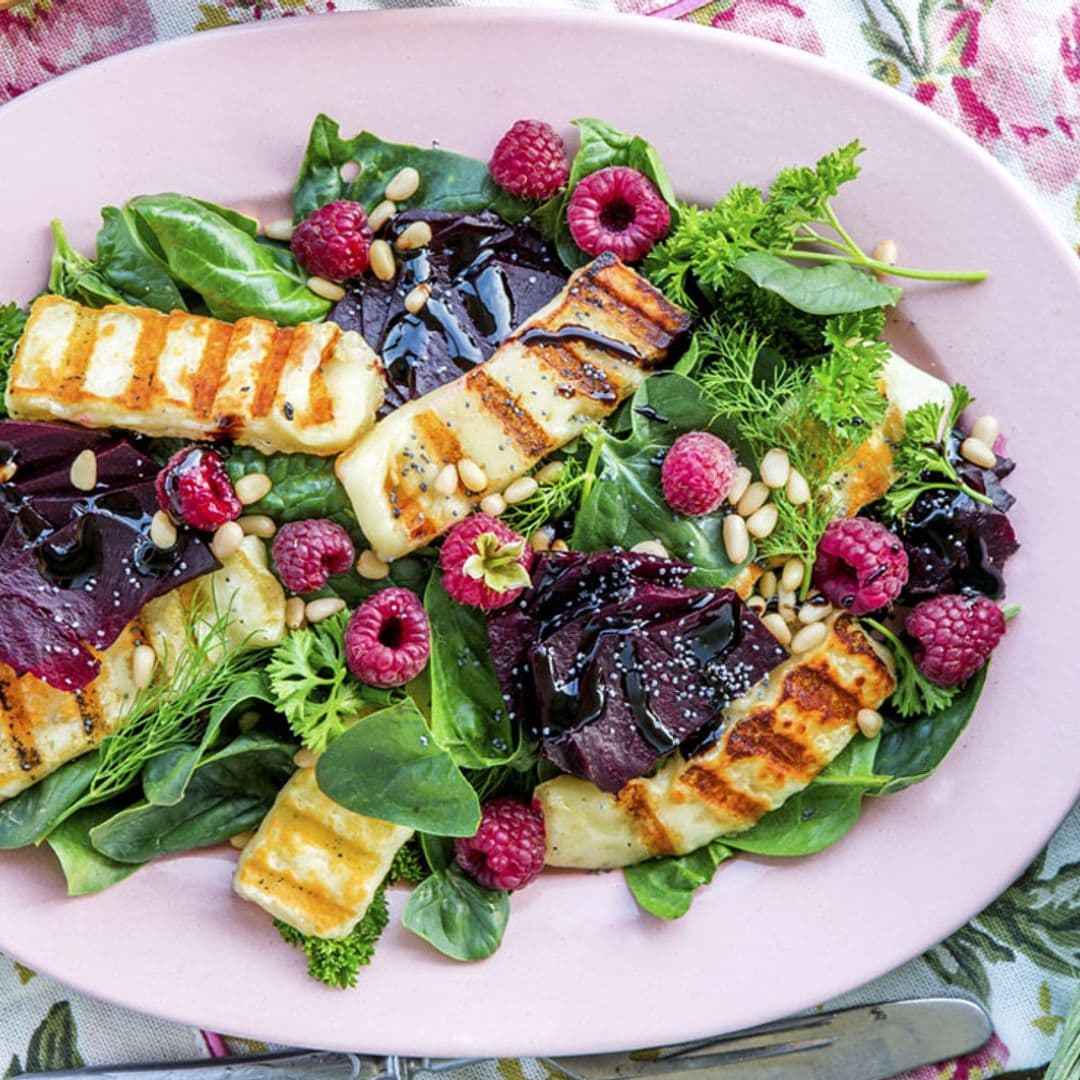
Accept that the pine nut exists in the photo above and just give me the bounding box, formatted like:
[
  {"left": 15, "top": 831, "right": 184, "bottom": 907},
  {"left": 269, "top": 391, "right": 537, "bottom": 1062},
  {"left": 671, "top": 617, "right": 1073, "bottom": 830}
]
[
  {"left": 791, "top": 621, "right": 828, "bottom": 654},
  {"left": 857, "top": 708, "right": 884, "bottom": 739},
  {"left": 434, "top": 463, "right": 460, "bottom": 497},
  {"left": 759, "top": 448, "right": 790, "bottom": 490},
  {"left": 536, "top": 461, "right": 564, "bottom": 486},
  {"left": 457, "top": 458, "right": 488, "bottom": 493},
  {"left": 631, "top": 540, "right": 669, "bottom": 558},
  {"left": 797, "top": 598, "right": 833, "bottom": 624},
  {"left": 293, "top": 748, "right": 319, "bottom": 769},
  {"left": 781, "top": 557, "right": 805, "bottom": 593},
  {"left": 132, "top": 644, "right": 156, "bottom": 689},
  {"left": 551, "top": 539, "right": 570, "bottom": 553},
  {"left": 746, "top": 503, "right": 778, "bottom": 539},
  {"left": 960, "top": 437, "right": 996, "bottom": 469},
  {"left": 504, "top": 476, "right": 539, "bottom": 505},
  {"left": 305, "top": 597, "right": 346, "bottom": 624},
  {"left": 972, "top": 415, "right": 999, "bottom": 447},
  {"left": 0, "top": 462, "right": 16, "bottom": 483},
  {"left": 746, "top": 595, "right": 767, "bottom": 614},
  {"left": 530, "top": 529, "right": 552, "bottom": 552},
  {"left": 306, "top": 275, "right": 346, "bottom": 302},
  {"left": 737, "top": 481, "right": 769, "bottom": 517},
  {"left": 356, "top": 549, "right": 391, "bottom": 580},
  {"left": 723, "top": 513, "right": 750, "bottom": 564},
  {"left": 70, "top": 449, "right": 97, "bottom": 492},
  {"left": 872, "top": 239, "right": 898, "bottom": 266},
  {"left": 777, "top": 586, "right": 798, "bottom": 617},
  {"left": 758, "top": 570, "right": 778, "bottom": 601},
  {"left": 370, "top": 239, "right": 396, "bottom": 281},
  {"left": 404, "top": 283, "right": 431, "bottom": 314},
  {"left": 368, "top": 200, "right": 397, "bottom": 234},
  {"left": 285, "top": 596, "right": 306, "bottom": 630},
  {"left": 479, "top": 493, "right": 507, "bottom": 517},
  {"left": 395, "top": 221, "right": 433, "bottom": 252},
  {"left": 264, "top": 218, "right": 295, "bottom": 242},
  {"left": 762, "top": 612, "right": 792, "bottom": 646},
  {"left": 385, "top": 166, "right": 421, "bottom": 202},
  {"left": 238, "top": 514, "right": 276, "bottom": 539},
  {"left": 150, "top": 510, "right": 177, "bottom": 550},
  {"left": 785, "top": 468, "right": 811, "bottom": 507},
  {"left": 210, "top": 520, "right": 244, "bottom": 560},
  {"left": 229, "top": 831, "right": 255, "bottom": 849},
  {"left": 727, "top": 466, "right": 752, "bottom": 506},
  {"left": 235, "top": 472, "right": 272, "bottom": 506}
]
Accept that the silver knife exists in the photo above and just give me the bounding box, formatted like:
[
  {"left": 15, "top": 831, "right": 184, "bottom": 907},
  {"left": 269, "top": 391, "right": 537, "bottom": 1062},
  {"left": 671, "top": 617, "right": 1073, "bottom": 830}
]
[{"left": 27, "top": 997, "right": 991, "bottom": 1080}]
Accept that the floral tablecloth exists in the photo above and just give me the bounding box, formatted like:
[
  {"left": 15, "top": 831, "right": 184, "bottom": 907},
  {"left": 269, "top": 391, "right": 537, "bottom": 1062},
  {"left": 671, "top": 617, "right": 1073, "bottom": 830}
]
[{"left": 1, "top": 2, "right": 1078, "bottom": 1077}]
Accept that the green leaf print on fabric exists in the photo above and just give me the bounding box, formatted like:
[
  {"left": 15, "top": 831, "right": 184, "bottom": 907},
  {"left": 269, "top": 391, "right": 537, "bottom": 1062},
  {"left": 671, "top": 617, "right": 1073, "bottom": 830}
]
[
  {"left": 1033, "top": 980, "right": 1066, "bottom": 1037},
  {"left": 922, "top": 852, "right": 1080, "bottom": 1003},
  {"left": 3, "top": 1002, "right": 84, "bottom": 1076},
  {"left": 12, "top": 962, "right": 34, "bottom": 985}
]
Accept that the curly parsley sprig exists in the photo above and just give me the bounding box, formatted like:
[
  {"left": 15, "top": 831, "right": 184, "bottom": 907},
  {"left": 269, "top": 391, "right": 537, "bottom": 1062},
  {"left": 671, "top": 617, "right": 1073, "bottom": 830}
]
[{"left": 861, "top": 617, "right": 959, "bottom": 718}]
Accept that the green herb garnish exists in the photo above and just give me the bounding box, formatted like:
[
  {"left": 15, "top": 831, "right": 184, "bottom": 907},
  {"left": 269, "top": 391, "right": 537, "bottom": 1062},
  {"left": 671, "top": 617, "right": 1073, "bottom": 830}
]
[
  {"left": 0, "top": 302, "right": 28, "bottom": 416},
  {"left": 861, "top": 618, "right": 960, "bottom": 718}
]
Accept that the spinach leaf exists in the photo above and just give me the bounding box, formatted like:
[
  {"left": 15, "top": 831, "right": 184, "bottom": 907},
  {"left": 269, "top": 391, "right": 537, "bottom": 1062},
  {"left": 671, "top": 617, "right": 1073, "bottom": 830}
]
[
  {"left": 48, "top": 221, "right": 125, "bottom": 308},
  {"left": 723, "top": 735, "right": 886, "bottom": 857},
  {"left": 419, "top": 832, "right": 455, "bottom": 872},
  {"left": 45, "top": 802, "right": 139, "bottom": 896},
  {"left": 424, "top": 574, "right": 518, "bottom": 770},
  {"left": 533, "top": 118, "right": 678, "bottom": 270},
  {"left": 90, "top": 732, "right": 295, "bottom": 864},
  {"left": 0, "top": 753, "right": 99, "bottom": 849},
  {"left": 872, "top": 665, "right": 988, "bottom": 795},
  {"left": 316, "top": 699, "right": 481, "bottom": 836},
  {"left": 293, "top": 114, "right": 530, "bottom": 223},
  {"left": 141, "top": 669, "right": 274, "bottom": 806},
  {"left": 401, "top": 863, "right": 509, "bottom": 961},
  {"left": 624, "top": 839, "right": 733, "bottom": 920},
  {"left": 571, "top": 372, "right": 755, "bottom": 586},
  {"left": 95, "top": 205, "right": 189, "bottom": 314},
  {"left": 127, "top": 195, "right": 330, "bottom": 325},
  {"left": 733, "top": 252, "right": 902, "bottom": 314}
]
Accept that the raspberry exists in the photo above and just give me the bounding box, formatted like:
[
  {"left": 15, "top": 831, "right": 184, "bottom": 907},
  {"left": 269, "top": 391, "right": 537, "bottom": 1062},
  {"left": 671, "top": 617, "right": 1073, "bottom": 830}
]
[
  {"left": 906, "top": 593, "right": 1005, "bottom": 687},
  {"left": 813, "top": 517, "right": 909, "bottom": 615},
  {"left": 661, "top": 432, "right": 738, "bottom": 516},
  {"left": 455, "top": 797, "right": 545, "bottom": 891},
  {"left": 439, "top": 514, "right": 534, "bottom": 612},
  {"left": 489, "top": 119, "right": 570, "bottom": 201},
  {"left": 155, "top": 447, "right": 241, "bottom": 532},
  {"left": 291, "top": 200, "right": 372, "bottom": 282},
  {"left": 566, "top": 166, "right": 671, "bottom": 262},
  {"left": 271, "top": 519, "right": 355, "bottom": 594},
  {"left": 344, "top": 587, "right": 431, "bottom": 688}
]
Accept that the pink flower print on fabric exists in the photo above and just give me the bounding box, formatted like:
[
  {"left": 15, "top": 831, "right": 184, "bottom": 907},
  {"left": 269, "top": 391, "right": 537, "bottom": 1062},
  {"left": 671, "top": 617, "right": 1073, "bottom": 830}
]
[
  {"left": 711, "top": 0, "right": 824, "bottom": 56},
  {"left": 889, "top": 1032, "right": 1009, "bottom": 1080},
  {"left": 0, "top": 0, "right": 155, "bottom": 103}
]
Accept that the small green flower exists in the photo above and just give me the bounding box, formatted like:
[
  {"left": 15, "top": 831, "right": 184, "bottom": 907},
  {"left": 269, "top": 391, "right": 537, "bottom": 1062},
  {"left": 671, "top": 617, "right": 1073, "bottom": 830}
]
[{"left": 463, "top": 533, "right": 532, "bottom": 594}]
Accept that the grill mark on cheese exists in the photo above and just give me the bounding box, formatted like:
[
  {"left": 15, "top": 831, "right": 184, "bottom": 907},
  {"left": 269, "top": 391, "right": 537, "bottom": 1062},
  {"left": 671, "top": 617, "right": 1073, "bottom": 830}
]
[
  {"left": 676, "top": 765, "right": 771, "bottom": 821},
  {"left": 414, "top": 409, "right": 463, "bottom": 466},
  {"left": 386, "top": 411, "right": 464, "bottom": 544},
  {"left": 60, "top": 307, "right": 99, "bottom": 393},
  {"left": 618, "top": 783, "right": 679, "bottom": 856},
  {"left": 74, "top": 683, "right": 105, "bottom": 739},
  {"left": 237, "top": 855, "right": 359, "bottom": 935},
  {"left": 191, "top": 318, "right": 234, "bottom": 418},
  {"left": 722, "top": 710, "right": 822, "bottom": 781},
  {"left": 123, "top": 308, "right": 167, "bottom": 410},
  {"left": 252, "top": 326, "right": 295, "bottom": 418},
  {"left": 587, "top": 257, "right": 692, "bottom": 350},
  {"left": 782, "top": 663, "right": 861, "bottom": 729},
  {"left": 465, "top": 367, "right": 554, "bottom": 459},
  {"left": 0, "top": 670, "right": 40, "bottom": 773},
  {"left": 531, "top": 340, "right": 620, "bottom": 405},
  {"left": 306, "top": 326, "right": 340, "bottom": 426}
]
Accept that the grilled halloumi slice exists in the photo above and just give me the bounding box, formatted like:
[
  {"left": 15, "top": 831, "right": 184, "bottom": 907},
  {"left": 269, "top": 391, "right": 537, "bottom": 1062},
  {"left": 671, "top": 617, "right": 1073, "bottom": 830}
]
[
  {"left": 0, "top": 536, "right": 285, "bottom": 801},
  {"left": 233, "top": 762, "right": 412, "bottom": 939},
  {"left": 7, "top": 295, "right": 386, "bottom": 455},
  {"left": 535, "top": 614, "right": 896, "bottom": 870},
  {"left": 336, "top": 253, "right": 691, "bottom": 560}
]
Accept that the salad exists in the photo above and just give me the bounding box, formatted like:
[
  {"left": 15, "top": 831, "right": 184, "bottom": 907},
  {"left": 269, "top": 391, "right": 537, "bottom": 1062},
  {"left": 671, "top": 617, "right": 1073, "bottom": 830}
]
[{"left": 0, "top": 113, "right": 1019, "bottom": 987}]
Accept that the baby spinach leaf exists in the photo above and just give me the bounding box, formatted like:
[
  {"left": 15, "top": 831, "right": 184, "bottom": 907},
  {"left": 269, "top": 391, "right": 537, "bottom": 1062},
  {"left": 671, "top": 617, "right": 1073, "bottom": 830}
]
[
  {"left": 571, "top": 372, "right": 755, "bottom": 587},
  {"left": 733, "top": 252, "right": 902, "bottom": 314},
  {"left": 401, "top": 863, "right": 509, "bottom": 961},
  {"left": 94, "top": 205, "right": 189, "bottom": 314},
  {"left": 532, "top": 118, "right": 679, "bottom": 270},
  {"left": 723, "top": 735, "right": 886, "bottom": 857},
  {"left": 316, "top": 699, "right": 481, "bottom": 836},
  {"left": 128, "top": 195, "right": 330, "bottom": 325},
  {"left": 48, "top": 221, "right": 125, "bottom": 308},
  {"left": 624, "top": 839, "right": 733, "bottom": 920},
  {"left": 90, "top": 733, "right": 295, "bottom": 864},
  {"left": 0, "top": 753, "right": 100, "bottom": 849},
  {"left": 45, "top": 802, "right": 139, "bottom": 896},
  {"left": 872, "top": 665, "right": 988, "bottom": 795},
  {"left": 293, "top": 113, "right": 530, "bottom": 224},
  {"left": 419, "top": 832, "right": 455, "bottom": 873},
  {"left": 424, "top": 574, "right": 517, "bottom": 770}
]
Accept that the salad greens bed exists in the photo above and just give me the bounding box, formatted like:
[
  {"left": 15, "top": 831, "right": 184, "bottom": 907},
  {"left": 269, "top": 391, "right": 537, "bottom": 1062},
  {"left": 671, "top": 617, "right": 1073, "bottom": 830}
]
[{"left": 0, "top": 113, "right": 1017, "bottom": 989}]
